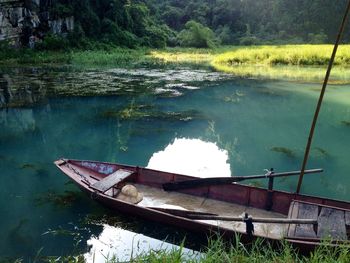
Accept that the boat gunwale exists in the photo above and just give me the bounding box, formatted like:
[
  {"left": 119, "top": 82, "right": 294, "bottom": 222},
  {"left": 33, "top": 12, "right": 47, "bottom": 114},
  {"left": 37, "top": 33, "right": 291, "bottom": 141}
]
[{"left": 57, "top": 158, "right": 350, "bottom": 207}]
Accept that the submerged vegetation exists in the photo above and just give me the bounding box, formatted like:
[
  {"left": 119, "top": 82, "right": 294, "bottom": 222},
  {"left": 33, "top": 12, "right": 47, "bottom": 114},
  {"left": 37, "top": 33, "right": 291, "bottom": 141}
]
[
  {"left": 34, "top": 190, "right": 80, "bottom": 207},
  {"left": 100, "top": 105, "right": 206, "bottom": 122}
]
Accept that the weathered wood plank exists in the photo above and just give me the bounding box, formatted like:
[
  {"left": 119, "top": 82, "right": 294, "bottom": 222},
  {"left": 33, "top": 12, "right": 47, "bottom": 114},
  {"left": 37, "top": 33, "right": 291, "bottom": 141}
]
[
  {"left": 91, "top": 169, "right": 133, "bottom": 193},
  {"left": 294, "top": 202, "right": 318, "bottom": 238},
  {"left": 163, "top": 169, "right": 323, "bottom": 191},
  {"left": 287, "top": 201, "right": 299, "bottom": 237},
  {"left": 317, "top": 208, "right": 347, "bottom": 239},
  {"left": 345, "top": 211, "right": 350, "bottom": 226}
]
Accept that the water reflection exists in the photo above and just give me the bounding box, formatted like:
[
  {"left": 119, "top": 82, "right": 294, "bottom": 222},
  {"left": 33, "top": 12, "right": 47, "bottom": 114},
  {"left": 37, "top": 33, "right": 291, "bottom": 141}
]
[
  {"left": 0, "top": 67, "right": 231, "bottom": 107},
  {"left": 147, "top": 138, "right": 231, "bottom": 178},
  {"left": 84, "top": 225, "right": 199, "bottom": 262},
  {"left": 0, "top": 71, "right": 46, "bottom": 108},
  {"left": 1, "top": 66, "right": 350, "bottom": 260}
]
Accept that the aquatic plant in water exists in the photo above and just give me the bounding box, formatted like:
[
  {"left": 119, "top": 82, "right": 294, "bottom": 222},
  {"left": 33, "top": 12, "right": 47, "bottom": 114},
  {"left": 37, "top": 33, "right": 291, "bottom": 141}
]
[
  {"left": 100, "top": 104, "right": 206, "bottom": 122},
  {"left": 100, "top": 101, "right": 153, "bottom": 121},
  {"left": 7, "top": 219, "right": 35, "bottom": 255},
  {"left": 341, "top": 120, "right": 350, "bottom": 126},
  {"left": 223, "top": 90, "right": 245, "bottom": 103},
  {"left": 20, "top": 163, "right": 50, "bottom": 177},
  {"left": 270, "top": 147, "right": 296, "bottom": 158},
  {"left": 34, "top": 190, "right": 79, "bottom": 207},
  {"left": 312, "top": 147, "right": 329, "bottom": 158},
  {"left": 20, "top": 163, "right": 37, "bottom": 170}
]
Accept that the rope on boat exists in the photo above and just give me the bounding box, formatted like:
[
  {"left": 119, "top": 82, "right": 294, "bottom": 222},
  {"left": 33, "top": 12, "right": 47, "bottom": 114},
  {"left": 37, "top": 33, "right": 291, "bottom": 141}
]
[{"left": 66, "top": 163, "right": 91, "bottom": 186}]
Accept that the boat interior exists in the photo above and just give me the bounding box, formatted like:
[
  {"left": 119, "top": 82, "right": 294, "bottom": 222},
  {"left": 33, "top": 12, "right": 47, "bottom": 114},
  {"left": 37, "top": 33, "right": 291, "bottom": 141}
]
[{"left": 58, "top": 160, "right": 350, "bottom": 241}]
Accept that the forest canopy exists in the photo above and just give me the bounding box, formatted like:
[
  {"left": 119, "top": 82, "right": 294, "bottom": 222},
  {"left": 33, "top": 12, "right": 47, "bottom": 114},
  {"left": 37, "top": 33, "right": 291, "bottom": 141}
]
[{"left": 37, "top": 0, "right": 350, "bottom": 49}]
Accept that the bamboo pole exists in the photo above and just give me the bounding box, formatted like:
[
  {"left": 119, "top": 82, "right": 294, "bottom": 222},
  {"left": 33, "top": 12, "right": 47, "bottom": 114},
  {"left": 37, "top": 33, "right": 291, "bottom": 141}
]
[
  {"left": 148, "top": 207, "right": 218, "bottom": 217},
  {"left": 296, "top": 0, "right": 350, "bottom": 193},
  {"left": 163, "top": 168, "right": 322, "bottom": 191},
  {"left": 187, "top": 215, "right": 317, "bottom": 224},
  {"left": 149, "top": 207, "right": 316, "bottom": 224}
]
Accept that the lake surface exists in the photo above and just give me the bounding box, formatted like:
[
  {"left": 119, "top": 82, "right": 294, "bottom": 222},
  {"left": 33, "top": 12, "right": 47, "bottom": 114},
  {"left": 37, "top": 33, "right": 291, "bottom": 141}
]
[{"left": 1, "top": 66, "right": 350, "bottom": 261}]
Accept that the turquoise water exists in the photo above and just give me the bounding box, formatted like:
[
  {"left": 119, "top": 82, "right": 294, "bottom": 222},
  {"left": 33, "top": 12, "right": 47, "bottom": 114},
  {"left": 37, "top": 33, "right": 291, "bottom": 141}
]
[{"left": 1, "top": 67, "right": 350, "bottom": 260}]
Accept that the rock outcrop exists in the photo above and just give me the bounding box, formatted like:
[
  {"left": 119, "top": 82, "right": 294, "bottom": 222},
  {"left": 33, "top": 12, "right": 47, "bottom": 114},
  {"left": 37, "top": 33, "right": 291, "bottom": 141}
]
[{"left": 0, "top": 0, "right": 73, "bottom": 46}]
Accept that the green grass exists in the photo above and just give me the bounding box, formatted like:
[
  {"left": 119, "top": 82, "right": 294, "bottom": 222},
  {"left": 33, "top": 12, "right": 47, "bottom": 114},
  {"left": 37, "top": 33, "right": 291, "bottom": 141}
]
[
  {"left": 70, "top": 48, "right": 152, "bottom": 66},
  {"left": 0, "top": 49, "right": 71, "bottom": 65},
  {"left": 104, "top": 236, "right": 350, "bottom": 263},
  {"left": 212, "top": 45, "right": 350, "bottom": 66}
]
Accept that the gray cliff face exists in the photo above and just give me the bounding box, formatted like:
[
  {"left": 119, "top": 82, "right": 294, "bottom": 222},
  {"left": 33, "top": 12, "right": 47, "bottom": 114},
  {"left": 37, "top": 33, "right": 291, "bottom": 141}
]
[
  {"left": 0, "top": 0, "right": 74, "bottom": 46},
  {"left": 0, "top": 0, "right": 26, "bottom": 43}
]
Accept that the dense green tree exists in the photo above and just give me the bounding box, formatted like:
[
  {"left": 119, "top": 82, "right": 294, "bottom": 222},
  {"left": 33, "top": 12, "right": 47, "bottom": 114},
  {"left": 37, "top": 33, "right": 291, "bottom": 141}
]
[
  {"left": 31, "top": 0, "right": 350, "bottom": 49},
  {"left": 177, "top": 20, "right": 217, "bottom": 48}
]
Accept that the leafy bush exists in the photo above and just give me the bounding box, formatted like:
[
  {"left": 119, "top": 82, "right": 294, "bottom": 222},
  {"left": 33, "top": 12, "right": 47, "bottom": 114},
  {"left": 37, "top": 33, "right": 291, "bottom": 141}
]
[
  {"left": 50, "top": 3, "right": 73, "bottom": 19},
  {"left": 144, "top": 25, "right": 174, "bottom": 48},
  {"left": 177, "top": 20, "right": 217, "bottom": 48},
  {"left": 114, "top": 29, "right": 138, "bottom": 48},
  {"left": 216, "top": 25, "right": 233, "bottom": 45},
  {"left": 67, "top": 23, "right": 85, "bottom": 48},
  {"left": 36, "top": 34, "right": 69, "bottom": 50},
  {"left": 239, "top": 36, "right": 260, "bottom": 46},
  {"left": 0, "top": 40, "right": 18, "bottom": 60},
  {"left": 308, "top": 31, "right": 328, "bottom": 44}
]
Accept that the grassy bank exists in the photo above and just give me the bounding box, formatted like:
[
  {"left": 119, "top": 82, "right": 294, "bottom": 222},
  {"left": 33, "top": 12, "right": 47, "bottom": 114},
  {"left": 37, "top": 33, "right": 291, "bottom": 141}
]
[
  {"left": 153, "top": 45, "right": 350, "bottom": 83},
  {"left": 0, "top": 48, "right": 152, "bottom": 66},
  {"left": 2, "top": 45, "right": 350, "bottom": 82},
  {"left": 105, "top": 237, "right": 350, "bottom": 263},
  {"left": 212, "top": 45, "right": 350, "bottom": 66}
]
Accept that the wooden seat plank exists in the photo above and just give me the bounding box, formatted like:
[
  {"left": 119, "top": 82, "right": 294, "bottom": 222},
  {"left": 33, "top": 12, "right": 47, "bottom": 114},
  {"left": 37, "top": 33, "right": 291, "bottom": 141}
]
[
  {"left": 317, "top": 208, "right": 347, "bottom": 239},
  {"left": 345, "top": 211, "right": 350, "bottom": 226},
  {"left": 91, "top": 169, "right": 133, "bottom": 193},
  {"left": 287, "top": 201, "right": 299, "bottom": 237},
  {"left": 294, "top": 202, "right": 318, "bottom": 238}
]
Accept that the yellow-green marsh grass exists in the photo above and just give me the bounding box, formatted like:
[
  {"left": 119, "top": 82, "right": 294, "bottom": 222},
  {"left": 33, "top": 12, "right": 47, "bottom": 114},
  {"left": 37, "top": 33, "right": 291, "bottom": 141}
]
[
  {"left": 212, "top": 63, "right": 350, "bottom": 84},
  {"left": 149, "top": 46, "right": 238, "bottom": 65},
  {"left": 149, "top": 45, "right": 350, "bottom": 83},
  {"left": 150, "top": 49, "right": 216, "bottom": 65},
  {"left": 211, "top": 45, "right": 350, "bottom": 83},
  {"left": 212, "top": 45, "right": 350, "bottom": 66}
]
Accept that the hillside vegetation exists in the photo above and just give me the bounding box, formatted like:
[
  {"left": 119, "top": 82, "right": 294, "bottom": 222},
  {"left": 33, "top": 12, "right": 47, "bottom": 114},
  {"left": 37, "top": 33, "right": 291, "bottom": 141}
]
[{"left": 2, "top": 0, "right": 349, "bottom": 50}]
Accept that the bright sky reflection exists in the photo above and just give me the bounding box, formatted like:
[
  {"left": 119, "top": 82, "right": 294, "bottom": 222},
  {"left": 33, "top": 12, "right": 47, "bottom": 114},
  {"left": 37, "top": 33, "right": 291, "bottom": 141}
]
[
  {"left": 147, "top": 138, "right": 231, "bottom": 178},
  {"left": 84, "top": 225, "right": 199, "bottom": 263}
]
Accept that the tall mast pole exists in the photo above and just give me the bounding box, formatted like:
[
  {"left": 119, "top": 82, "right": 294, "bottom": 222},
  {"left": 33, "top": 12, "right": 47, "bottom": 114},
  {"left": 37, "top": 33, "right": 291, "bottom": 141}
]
[{"left": 296, "top": 0, "right": 350, "bottom": 193}]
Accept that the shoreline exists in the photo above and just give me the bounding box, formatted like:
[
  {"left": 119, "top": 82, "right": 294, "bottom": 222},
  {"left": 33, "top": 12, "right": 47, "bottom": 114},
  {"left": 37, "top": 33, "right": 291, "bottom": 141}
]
[{"left": 1, "top": 45, "right": 350, "bottom": 83}]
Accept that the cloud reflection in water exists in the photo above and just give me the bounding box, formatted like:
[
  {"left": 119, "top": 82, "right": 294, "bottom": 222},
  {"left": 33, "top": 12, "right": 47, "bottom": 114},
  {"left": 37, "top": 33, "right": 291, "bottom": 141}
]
[
  {"left": 147, "top": 138, "right": 231, "bottom": 178},
  {"left": 84, "top": 225, "right": 199, "bottom": 262}
]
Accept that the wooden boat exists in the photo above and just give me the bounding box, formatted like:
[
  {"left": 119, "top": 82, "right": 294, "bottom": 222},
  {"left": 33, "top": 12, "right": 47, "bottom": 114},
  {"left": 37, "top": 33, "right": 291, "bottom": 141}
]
[{"left": 54, "top": 158, "right": 350, "bottom": 254}]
